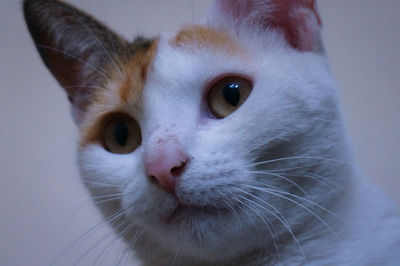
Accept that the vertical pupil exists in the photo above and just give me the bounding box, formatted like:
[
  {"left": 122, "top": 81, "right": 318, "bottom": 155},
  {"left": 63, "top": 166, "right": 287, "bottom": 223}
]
[
  {"left": 222, "top": 83, "right": 240, "bottom": 106},
  {"left": 114, "top": 121, "right": 128, "bottom": 146}
]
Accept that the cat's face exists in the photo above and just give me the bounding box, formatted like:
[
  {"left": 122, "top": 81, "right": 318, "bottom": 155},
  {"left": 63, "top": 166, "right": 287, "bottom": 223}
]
[{"left": 25, "top": 0, "right": 349, "bottom": 263}]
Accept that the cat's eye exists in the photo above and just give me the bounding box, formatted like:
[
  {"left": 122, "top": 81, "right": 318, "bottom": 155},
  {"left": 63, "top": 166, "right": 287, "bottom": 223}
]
[
  {"left": 207, "top": 76, "right": 252, "bottom": 118},
  {"left": 101, "top": 113, "right": 142, "bottom": 154}
]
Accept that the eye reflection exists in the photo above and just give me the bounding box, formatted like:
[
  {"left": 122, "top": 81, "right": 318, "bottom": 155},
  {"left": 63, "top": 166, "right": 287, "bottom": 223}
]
[
  {"left": 222, "top": 83, "right": 240, "bottom": 107},
  {"left": 207, "top": 76, "right": 252, "bottom": 118}
]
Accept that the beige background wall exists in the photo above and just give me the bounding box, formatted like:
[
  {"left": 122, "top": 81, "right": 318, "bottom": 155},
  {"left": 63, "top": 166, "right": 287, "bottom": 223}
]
[{"left": 1, "top": 1, "right": 399, "bottom": 265}]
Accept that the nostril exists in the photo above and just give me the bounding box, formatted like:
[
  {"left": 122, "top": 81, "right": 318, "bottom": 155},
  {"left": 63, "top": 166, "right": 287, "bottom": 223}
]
[
  {"left": 170, "top": 160, "right": 188, "bottom": 177},
  {"left": 149, "top": 175, "right": 159, "bottom": 185}
]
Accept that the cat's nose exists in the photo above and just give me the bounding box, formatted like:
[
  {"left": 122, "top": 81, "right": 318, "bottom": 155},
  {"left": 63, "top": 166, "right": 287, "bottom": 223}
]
[{"left": 144, "top": 137, "right": 189, "bottom": 193}]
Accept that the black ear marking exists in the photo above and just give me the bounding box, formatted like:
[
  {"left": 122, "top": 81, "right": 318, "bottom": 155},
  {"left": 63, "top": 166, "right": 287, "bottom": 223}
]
[{"left": 23, "top": 0, "right": 129, "bottom": 122}]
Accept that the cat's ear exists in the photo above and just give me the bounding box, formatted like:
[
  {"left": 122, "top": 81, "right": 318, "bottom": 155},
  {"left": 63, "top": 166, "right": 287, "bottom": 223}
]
[
  {"left": 23, "top": 0, "right": 129, "bottom": 124},
  {"left": 207, "top": 0, "right": 323, "bottom": 52}
]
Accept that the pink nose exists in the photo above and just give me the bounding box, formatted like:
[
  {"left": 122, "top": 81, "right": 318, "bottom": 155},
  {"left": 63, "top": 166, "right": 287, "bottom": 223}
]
[{"left": 144, "top": 137, "right": 189, "bottom": 192}]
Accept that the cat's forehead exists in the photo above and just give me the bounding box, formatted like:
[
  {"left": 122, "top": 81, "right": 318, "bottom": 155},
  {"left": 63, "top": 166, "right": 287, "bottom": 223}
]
[
  {"left": 169, "top": 25, "right": 241, "bottom": 54},
  {"left": 79, "top": 25, "right": 243, "bottom": 144},
  {"left": 101, "top": 26, "right": 240, "bottom": 105}
]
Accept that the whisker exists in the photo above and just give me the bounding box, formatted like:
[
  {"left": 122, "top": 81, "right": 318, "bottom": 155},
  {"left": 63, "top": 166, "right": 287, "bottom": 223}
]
[
  {"left": 72, "top": 216, "right": 129, "bottom": 265},
  {"left": 300, "top": 171, "right": 344, "bottom": 190},
  {"left": 222, "top": 199, "right": 243, "bottom": 234},
  {"left": 232, "top": 187, "right": 304, "bottom": 259},
  {"left": 246, "top": 170, "right": 309, "bottom": 197},
  {"left": 245, "top": 156, "right": 348, "bottom": 167},
  {"left": 261, "top": 187, "right": 345, "bottom": 223},
  {"left": 114, "top": 223, "right": 136, "bottom": 266},
  {"left": 245, "top": 184, "right": 340, "bottom": 238},
  {"left": 91, "top": 193, "right": 123, "bottom": 200},
  {"left": 233, "top": 187, "right": 291, "bottom": 229},
  {"left": 93, "top": 220, "right": 134, "bottom": 266},
  {"left": 235, "top": 194, "right": 281, "bottom": 260},
  {"left": 117, "top": 229, "right": 142, "bottom": 266},
  {"left": 273, "top": 171, "right": 344, "bottom": 196},
  {"left": 49, "top": 209, "right": 126, "bottom": 266},
  {"left": 82, "top": 180, "right": 124, "bottom": 188},
  {"left": 244, "top": 133, "right": 289, "bottom": 154},
  {"left": 229, "top": 194, "right": 265, "bottom": 249},
  {"left": 267, "top": 164, "right": 320, "bottom": 173},
  {"left": 93, "top": 196, "right": 122, "bottom": 206}
]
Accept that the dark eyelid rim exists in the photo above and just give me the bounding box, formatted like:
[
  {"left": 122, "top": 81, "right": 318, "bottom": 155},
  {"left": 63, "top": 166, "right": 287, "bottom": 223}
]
[
  {"left": 203, "top": 73, "right": 254, "bottom": 100},
  {"left": 99, "top": 112, "right": 139, "bottom": 151}
]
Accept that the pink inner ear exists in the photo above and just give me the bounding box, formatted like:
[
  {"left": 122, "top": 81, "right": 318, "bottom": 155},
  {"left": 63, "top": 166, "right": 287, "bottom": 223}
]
[
  {"left": 281, "top": 0, "right": 322, "bottom": 51},
  {"left": 214, "top": 0, "right": 322, "bottom": 51}
]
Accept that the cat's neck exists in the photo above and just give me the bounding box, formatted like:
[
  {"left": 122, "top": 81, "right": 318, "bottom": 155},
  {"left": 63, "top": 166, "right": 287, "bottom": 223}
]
[{"left": 270, "top": 173, "right": 400, "bottom": 266}]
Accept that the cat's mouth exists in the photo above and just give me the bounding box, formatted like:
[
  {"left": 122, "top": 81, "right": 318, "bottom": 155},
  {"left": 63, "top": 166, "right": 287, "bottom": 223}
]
[{"left": 164, "top": 202, "right": 226, "bottom": 224}]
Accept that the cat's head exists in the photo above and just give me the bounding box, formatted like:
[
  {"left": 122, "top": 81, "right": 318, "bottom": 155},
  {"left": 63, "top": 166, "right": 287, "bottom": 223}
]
[{"left": 24, "top": 0, "right": 350, "bottom": 263}]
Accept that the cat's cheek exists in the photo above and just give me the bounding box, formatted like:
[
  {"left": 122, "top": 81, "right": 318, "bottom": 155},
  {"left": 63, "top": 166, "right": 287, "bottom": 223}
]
[{"left": 77, "top": 144, "right": 143, "bottom": 195}]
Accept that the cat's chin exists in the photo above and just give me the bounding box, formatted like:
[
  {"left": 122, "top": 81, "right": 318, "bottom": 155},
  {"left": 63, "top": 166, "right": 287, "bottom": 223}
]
[{"left": 127, "top": 194, "right": 246, "bottom": 261}]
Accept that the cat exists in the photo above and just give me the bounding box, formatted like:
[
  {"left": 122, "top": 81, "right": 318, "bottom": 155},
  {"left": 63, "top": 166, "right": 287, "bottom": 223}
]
[{"left": 23, "top": 0, "right": 400, "bottom": 265}]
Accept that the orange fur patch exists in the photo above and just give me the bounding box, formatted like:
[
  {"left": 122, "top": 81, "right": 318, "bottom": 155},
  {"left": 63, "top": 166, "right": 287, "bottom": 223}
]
[
  {"left": 80, "top": 111, "right": 116, "bottom": 146},
  {"left": 79, "top": 41, "right": 158, "bottom": 146},
  {"left": 170, "top": 25, "right": 240, "bottom": 54},
  {"left": 118, "top": 41, "right": 158, "bottom": 105}
]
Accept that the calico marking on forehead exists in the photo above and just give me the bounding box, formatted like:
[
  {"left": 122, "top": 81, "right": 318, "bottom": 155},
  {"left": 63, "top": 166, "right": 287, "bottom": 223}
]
[
  {"left": 80, "top": 38, "right": 158, "bottom": 146},
  {"left": 81, "top": 25, "right": 239, "bottom": 146},
  {"left": 170, "top": 25, "right": 241, "bottom": 54},
  {"left": 117, "top": 38, "right": 159, "bottom": 105}
]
